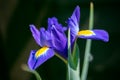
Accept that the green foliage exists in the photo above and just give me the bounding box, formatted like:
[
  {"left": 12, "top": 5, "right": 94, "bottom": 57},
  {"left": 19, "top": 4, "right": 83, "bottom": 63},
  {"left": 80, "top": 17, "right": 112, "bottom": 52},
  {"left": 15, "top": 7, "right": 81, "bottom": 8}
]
[{"left": 68, "top": 28, "right": 80, "bottom": 80}]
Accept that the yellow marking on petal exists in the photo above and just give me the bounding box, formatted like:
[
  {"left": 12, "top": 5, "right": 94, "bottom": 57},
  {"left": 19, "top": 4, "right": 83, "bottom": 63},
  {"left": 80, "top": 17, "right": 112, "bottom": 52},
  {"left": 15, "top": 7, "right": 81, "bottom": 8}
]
[
  {"left": 35, "top": 46, "right": 49, "bottom": 58},
  {"left": 77, "top": 30, "right": 95, "bottom": 36}
]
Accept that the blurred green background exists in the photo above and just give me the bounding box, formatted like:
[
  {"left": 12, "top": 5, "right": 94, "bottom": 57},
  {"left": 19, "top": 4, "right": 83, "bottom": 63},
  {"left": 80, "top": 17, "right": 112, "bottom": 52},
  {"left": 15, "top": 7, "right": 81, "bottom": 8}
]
[{"left": 0, "top": 0, "right": 120, "bottom": 80}]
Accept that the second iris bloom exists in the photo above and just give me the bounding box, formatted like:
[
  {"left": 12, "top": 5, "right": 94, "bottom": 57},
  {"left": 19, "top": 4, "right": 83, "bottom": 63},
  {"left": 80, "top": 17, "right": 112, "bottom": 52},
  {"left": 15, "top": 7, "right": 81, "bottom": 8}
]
[{"left": 28, "top": 17, "right": 67, "bottom": 70}]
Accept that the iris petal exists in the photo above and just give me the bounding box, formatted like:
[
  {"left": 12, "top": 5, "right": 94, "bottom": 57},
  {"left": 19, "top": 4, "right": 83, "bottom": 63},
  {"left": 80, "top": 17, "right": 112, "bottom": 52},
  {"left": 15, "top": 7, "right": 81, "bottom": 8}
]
[
  {"left": 28, "top": 47, "right": 54, "bottom": 70},
  {"left": 71, "top": 6, "right": 80, "bottom": 28},
  {"left": 67, "top": 6, "right": 80, "bottom": 43},
  {"left": 40, "top": 28, "right": 52, "bottom": 47},
  {"left": 48, "top": 17, "right": 67, "bottom": 59},
  {"left": 30, "top": 25, "right": 40, "bottom": 46},
  {"left": 48, "top": 17, "right": 64, "bottom": 32},
  {"left": 78, "top": 29, "right": 109, "bottom": 42},
  {"left": 51, "top": 25, "right": 67, "bottom": 58}
]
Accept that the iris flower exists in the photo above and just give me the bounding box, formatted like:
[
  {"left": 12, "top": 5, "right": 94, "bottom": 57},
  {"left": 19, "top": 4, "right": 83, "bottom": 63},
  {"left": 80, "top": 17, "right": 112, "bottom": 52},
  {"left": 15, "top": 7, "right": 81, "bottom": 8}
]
[
  {"left": 28, "top": 17, "right": 67, "bottom": 70},
  {"left": 28, "top": 6, "right": 109, "bottom": 70},
  {"left": 67, "top": 6, "right": 109, "bottom": 43}
]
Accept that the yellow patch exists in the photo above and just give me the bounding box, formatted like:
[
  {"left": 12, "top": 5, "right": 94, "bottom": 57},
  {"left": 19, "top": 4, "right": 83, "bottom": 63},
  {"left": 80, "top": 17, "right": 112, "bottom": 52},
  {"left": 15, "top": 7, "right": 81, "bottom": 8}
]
[
  {"left": 77, "top": 30, "right": 95, "bottom": 36},
  {"left": 35, "top": 46, "right": 49, "bottom": 58}
]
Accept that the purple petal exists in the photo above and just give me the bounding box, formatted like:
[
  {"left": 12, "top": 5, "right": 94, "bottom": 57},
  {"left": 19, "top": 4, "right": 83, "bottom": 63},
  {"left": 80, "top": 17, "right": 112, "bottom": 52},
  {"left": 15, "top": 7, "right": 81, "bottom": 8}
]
[
  {"left": 47, "top": 17, "right": 67, "bottom": 58},
  {"left": 50, "top": 25, "right": 67, "bottom": 59},
  {"left": 48, "top": 17, "right": 65, "bottom": 32},
  {"left": 71, "top": 6, "right": 80, "bottom": 27},
  {"left": 63, "top": 27, "right": 68, "bottom": 31},
  {"left": 28, "top": 47, "right": 54, "bottom": 70},
  {"left": 67, "top": 6, "right": 80, "bottom": 43},
  {"left": 39, "top": 28, "right": 52, "bottom": 47},
  {"left": 78, "top": 29, "right": 109, "bottom": 42},
  {"left": 30, "top": 25, "right": 40, "bottom": 46}
]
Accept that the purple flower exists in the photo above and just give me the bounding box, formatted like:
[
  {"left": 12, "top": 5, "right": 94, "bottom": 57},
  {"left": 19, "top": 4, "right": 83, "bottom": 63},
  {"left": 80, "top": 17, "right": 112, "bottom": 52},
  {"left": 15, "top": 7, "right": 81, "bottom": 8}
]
[
  {"left": 27, "top": 6, "right": 109, "bottom": 70},
  {"left": 28, "top": 25, "right": 54, "bottom": 70},
  {"left": 28, "top": 17, "right": 67, "bottom": 70},
  {"left": 67, "top": 6, "right": 109, "bottom": 43}
]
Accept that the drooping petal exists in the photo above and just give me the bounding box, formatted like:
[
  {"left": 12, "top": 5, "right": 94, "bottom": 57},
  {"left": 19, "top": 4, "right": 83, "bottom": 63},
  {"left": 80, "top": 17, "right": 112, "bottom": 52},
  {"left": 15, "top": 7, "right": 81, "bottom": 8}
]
[
  {"left": 77, "top": 29, "right": 109, "bottom": 42},
  {"left": 39, "top": 27, "right": 52, "bottom": 47},
  {"left": 28, "top": 47, "right": 54, "bottom": 70},
  {"left": 67, "top": 6, "right": 80, "bottom": 43},
  {"left": 30, "top": 25, "right": 40, "bottom": 46}
]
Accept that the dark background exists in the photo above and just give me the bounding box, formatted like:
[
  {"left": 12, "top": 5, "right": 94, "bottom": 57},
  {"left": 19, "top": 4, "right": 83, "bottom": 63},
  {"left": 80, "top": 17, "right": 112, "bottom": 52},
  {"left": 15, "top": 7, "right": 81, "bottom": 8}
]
[{"left": 0, "top": 0, "right": 120, "bottom": 80}]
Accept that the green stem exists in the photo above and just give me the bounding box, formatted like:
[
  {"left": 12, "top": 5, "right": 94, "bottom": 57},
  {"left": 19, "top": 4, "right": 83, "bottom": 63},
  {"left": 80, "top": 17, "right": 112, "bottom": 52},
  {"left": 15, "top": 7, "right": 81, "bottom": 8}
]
[
  {"left": 81, "top": 2, "right": 94, "bottom": 80},
  {"left": 21, "top": 64, "right": 42, "bottom": 80},
  {"left": 89, "top": 2, "right": 94, "bottom": 30},
  {"left": 81, "top": 40, "right": 91, "bottom": 80},
  {"left": 55, "top": 53, "right": 67, "bottom": 64},
  {"left": 68, "top": 28, "right": 71, "bottom": 80}
]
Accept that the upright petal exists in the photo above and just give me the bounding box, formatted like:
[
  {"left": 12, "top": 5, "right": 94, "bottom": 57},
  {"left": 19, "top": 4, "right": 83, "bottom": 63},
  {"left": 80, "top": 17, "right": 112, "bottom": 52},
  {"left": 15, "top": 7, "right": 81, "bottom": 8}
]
[
  {"left": 30, "top": 25, "right": 40, "bottom": 46},
  {"left": 51, "top": 25, "right": 67, "bottom": 58},
  {"left": 39, "top": 27, "right": 52, "bottom": 47},
  {"left": 48, "top": 17, "right": 64, "bottom": 32},
  {"left": 28, "top": 47, "right": 54, "bottom": 70},
  {"left": 67, "top": 6, "right": 80, "bottom": 43},
  {"left": 48, "top": 17, "right": 68, "bottom": 59},
  {"left": 77, "top": 29, "right": 109, "bottom": 42},
  {"left": 70, "top": 6, "right": 80, "bottom": 28}
]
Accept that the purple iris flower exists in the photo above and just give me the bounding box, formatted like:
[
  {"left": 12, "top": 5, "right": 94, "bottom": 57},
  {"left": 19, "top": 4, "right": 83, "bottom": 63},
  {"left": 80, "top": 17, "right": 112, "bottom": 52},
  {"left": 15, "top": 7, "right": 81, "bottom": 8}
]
[
  {"left": 28, "top": 25, "right": 54, "bottom": 70},
  {"left": 67, "top": 6, "right": 109, "bottom": 43},
  {"left": 28, "top": 17, "right": 67, "bottom": 70}
]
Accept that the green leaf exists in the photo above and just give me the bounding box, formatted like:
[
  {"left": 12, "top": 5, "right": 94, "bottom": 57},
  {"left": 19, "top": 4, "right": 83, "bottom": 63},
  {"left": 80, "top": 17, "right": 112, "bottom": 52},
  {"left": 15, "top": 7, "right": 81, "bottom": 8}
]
[
  {"left": 21, "top": 64, "right": 42, "bottom": 80},
  {"left": 68, "top": 59, "right": 80, "bottom": 80},
  {"left": 67, "top": 28, "right": 80, "bottom": 80},
  {"left": 72, "top": 40, "right": 80, "bottom": 70},
  {"left": 68, "top": 28, "right": 73, "bottom": 68},
  {"left": 67, "top": 28, "right": 75, "bottom": 70}
]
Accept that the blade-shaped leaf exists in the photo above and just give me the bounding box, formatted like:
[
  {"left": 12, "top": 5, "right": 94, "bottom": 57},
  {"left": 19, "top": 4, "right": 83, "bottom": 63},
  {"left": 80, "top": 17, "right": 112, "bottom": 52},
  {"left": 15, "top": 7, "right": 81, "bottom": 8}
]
[
  {"left": 72, "top": 40, "right": 80, "bottom": 70},
  {"left": 68, "top": 28, "right": 73, "bottom": 68},
  {"left": 68, "top": 59, "right": 80, "bottom": 80},
  {"left": 68, "top": 28, "right": 80, "bottom": 80}
]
